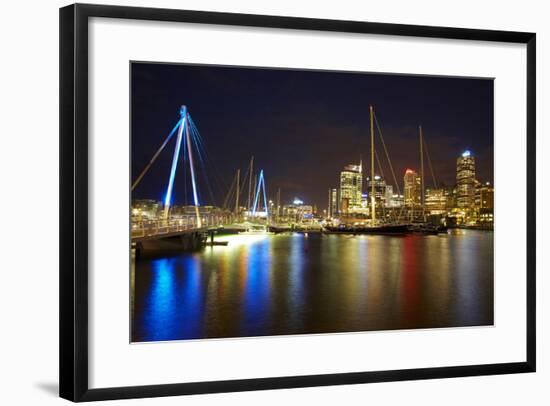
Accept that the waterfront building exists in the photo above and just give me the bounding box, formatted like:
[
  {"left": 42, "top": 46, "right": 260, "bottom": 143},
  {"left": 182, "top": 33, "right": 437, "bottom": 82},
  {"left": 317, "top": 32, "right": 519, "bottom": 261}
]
[
  {"left": 385, "top": 185, "right": 394, "bottom": 206},
  {"left": 131, "top": 199, "right": 162, "bottom": 220},
  {"left": 456, "top": 150, "right": 476, "bottom": 208},
  {"left": 388, "top": 193, "right": 404, "bottom": 208},
  {"left": 403, "top": 169, "right": 421, "bottom": 207},
  {"left": 475, "top": 181, "right": 494, "bottom": 227},
  {"left": 282, "top": 199, "right": 313, "bottom": 222},
  {"left": 425, "top": 188, "right": 447, "bottom": 215},
  {"left": 475, "top": 181, "right": 494, "bottom": 209},
  {"left": 366, "top": 175, "right": 387, "bottom": 206},
  {"left": 170, "top": 205, "right": 227, "bottom": 217},
  {"left": 444, "top": 186, "right": 457, "bottom": 210},
  {"left": 327, "top": 189, "right": 331, "bottom": 217},
  {"left": 339, "top": 163, "right": 363, "bottom": 213},
  {"left": 361, "top": 193, "right": 369, "bottom": 208},
  {"left": 327, "top": 188, "right": 339, "bottom": 217},
  {"left": 351, "top": 192, "right": 370, "bottom": 216},
  {"left": 302, "top": 205, "right": 313, "bottom": 218},
  {"left": 332, "top": 188, "right": 338, "bottom": 216},
  {"left": 478, "top": 209, "right": 494, "bottom": 227}
]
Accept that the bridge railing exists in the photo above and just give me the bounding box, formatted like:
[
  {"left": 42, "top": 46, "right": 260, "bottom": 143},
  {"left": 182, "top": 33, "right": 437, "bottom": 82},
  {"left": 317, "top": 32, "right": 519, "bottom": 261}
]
[{"left": 131, "top": 214, "right": 234, "bottom": 239}]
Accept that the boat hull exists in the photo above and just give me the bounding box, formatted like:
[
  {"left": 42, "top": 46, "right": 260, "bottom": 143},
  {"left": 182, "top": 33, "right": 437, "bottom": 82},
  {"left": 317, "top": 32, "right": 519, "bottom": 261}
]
[
  {"left": 238, "top": 231, "right": 275, "bottom": 235},
  {"left": 408, "top": 223, "right": 449, "bottom": 235},
  {"left": 324, "top": 224, "right": 410, "bottom": 235}
]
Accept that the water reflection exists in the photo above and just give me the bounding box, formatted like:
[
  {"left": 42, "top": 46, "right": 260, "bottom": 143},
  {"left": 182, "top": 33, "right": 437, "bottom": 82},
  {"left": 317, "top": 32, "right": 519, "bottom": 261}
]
[
  {"left": 131, "top": 230, "right": 493, "bottom": 342},
  {"left": 242, "top": 240, "right": 272, "bottom": 335},
  {"left": 288, "top": 234, "right": 305, "bottom": 331}
]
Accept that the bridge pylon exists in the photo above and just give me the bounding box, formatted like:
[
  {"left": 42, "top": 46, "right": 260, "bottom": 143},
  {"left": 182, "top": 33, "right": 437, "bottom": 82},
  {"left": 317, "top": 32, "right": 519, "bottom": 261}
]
[{"left": 132, "top": 105, "right": 203, "bottom": 228}]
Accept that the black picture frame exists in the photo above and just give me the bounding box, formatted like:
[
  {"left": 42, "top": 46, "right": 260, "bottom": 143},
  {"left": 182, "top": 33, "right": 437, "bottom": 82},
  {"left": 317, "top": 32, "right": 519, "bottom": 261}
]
[{"left": 59, "top": 3, "right": 536, "bottom": 402}]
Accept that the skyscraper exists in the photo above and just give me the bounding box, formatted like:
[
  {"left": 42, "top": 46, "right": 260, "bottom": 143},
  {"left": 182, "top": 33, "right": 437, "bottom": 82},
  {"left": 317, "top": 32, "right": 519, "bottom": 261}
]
[
  {"left": 340, "top": 163, "right": 362, "bottom": 213},
  {"left": 366, "top": 175, "right": 387, "bottom": 206},
  {"left": 456, "top": 150, "right": 476, "bottom": 208},
  {"left": 475, "top": 181, "right": 494, "bottom": 226},
  {"left": 476, "top": 182, "right": 494, "bottom": 209},
  {"left": 425, "top": 188, "right": 447, "bottom": 215},
  {"left": 385, "top": 185, "right": 394, "bottom": 205},
  {"left": 403, "top": 169, "right": 421, "bottom": 207},
  {"left": 327, "top": 188, "right": 338, "bottom": 217}
]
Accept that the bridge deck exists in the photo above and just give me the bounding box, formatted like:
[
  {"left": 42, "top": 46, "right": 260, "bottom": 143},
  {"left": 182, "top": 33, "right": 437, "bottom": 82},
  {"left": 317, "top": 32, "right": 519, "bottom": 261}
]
[{"left": 131, "top": 215, "right": 235, "bottom": 242}]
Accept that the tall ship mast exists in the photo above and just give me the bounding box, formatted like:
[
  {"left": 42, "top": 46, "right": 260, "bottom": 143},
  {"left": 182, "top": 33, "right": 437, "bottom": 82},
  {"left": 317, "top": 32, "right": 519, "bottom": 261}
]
[
  {"left": 370, "top": 105, "right": 376, "bottom": 226},
  {"left": 419, "top": 125, "right": 426, "bottom": 222},
  {"left": 325, "top": 105, "right": 410, "bottom": 235},
  {"left": 407, "top": 125, "right": 448, "bottom": 234}
]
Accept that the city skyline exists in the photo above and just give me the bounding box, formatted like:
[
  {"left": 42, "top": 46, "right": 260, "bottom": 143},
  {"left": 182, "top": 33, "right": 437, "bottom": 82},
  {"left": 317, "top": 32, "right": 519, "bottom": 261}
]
[
  {"left": 131, "top": 63, "right": 494, "bottom": 210},
  {"left": 133, "top": 147, "right": 493, "bottom": 223},
  {"left": 327, "top": 147, "right": 493, "bottom": 228}
]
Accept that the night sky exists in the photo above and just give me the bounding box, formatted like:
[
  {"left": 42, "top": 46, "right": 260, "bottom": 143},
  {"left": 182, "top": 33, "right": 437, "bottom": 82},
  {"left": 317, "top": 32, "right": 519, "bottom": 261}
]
[{"left": 131, "top": 62, "right": 493, "bottom": 209}]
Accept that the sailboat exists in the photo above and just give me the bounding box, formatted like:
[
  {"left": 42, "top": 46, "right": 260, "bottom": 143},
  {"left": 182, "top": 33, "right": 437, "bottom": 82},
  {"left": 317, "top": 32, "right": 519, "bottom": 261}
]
[
  {"left": 238, "top": 168, "right": 275, "bottom": 235},
  {"left": 239, "top": 222, "right": 274, "bottom": 235},
  {"left": 406, "top": 125, "right": 448, "bottom": 234},
  {"left": 324, "top": 105, "right": 410, "bottom": 235}
]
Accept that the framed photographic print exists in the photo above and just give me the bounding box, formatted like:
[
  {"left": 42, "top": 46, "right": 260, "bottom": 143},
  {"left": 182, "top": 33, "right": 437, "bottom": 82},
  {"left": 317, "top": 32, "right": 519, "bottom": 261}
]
[{"left": 59, "top": 3, "right": 536, "bottom": 402}]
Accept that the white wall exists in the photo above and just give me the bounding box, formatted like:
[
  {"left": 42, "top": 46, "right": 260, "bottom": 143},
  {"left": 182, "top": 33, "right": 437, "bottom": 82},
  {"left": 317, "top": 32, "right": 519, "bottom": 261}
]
[{"left": 0, "top": 0, "right": 546, "bottom": 404}]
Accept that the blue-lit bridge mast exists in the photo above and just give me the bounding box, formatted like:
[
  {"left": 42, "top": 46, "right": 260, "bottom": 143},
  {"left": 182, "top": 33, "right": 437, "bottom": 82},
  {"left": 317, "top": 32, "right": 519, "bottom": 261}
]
[
  {"left": 131, "top": 105, "right": 202, "bottom": 228},
  {"left": 163, "top": 105, "right": 201, "bottom": 226}
]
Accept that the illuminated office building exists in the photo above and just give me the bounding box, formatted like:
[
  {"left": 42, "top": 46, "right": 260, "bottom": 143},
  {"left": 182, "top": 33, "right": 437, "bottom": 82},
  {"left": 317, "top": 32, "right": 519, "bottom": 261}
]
[
  {"left": 385, "top": 185, "right": 394, "bottom": 205},
  {"left": 366, "top": 175, "right": 387, "bottom": 206},
  {"left": 425, "top": 188, "right": 447, "bottom": 215},
  {"left": 283, "top": 199, "right": 313, "bottom": 222},
  {"left": 131, "top": 199, "right": 162, "bottom": 220},
  {"left": 388, "top": 194, "right": 404, "bottom": 208},
  {"left": 475, "top": 181, "right": 494, "bottom": 209},
  {"left": 403, "top": 169, "right": 421, "bottom": 207},
  {"left": 456, "top": 150, "right": 476, "bottom": 208},
  {"left": 327, "top": 188, "right": 339, "bottom": 217},
  {"left": 475, "top": 181, "right": 494, "bottom": 226},
  {"left": 339, "top": 163, "right": 363, "bottom": 213}
]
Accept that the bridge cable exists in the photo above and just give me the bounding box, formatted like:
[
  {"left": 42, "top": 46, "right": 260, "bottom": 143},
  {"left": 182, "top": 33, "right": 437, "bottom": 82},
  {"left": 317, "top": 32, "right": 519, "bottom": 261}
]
[
  {"left": 131, "top": 118, "right": 183, "bottom": 192},
  {"left": 191, "top": 119, "right": 231, "bottom": 206},
  {"left": 188, "top": 121, "right": 216, "bottom": 206},
  {"left": 189, "top": 116, "right": 229, "bottom": 206}
]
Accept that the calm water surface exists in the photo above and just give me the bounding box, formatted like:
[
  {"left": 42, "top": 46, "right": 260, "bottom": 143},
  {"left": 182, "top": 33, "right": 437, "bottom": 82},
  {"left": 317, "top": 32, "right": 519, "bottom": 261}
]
[{"left": 131, "top": 230, "right": 493, "bottom": 342}]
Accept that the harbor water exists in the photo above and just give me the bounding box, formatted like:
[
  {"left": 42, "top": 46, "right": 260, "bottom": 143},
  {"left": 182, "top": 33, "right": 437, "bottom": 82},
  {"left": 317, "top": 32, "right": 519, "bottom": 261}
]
[{"left": 131, "top": 230, "right": 493, "bottom": 342}]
